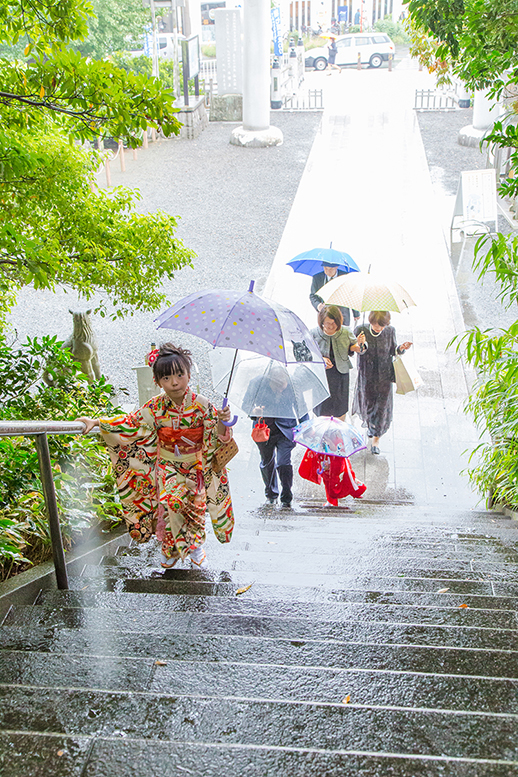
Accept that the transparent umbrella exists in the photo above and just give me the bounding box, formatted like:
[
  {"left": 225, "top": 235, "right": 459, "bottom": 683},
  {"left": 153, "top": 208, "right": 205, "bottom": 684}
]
[
  {"left": 209, "top": 349, "right": 330, "bottom": 421},
  {"left": 293, "top": 416, "right": 366, "bottom": 458}
]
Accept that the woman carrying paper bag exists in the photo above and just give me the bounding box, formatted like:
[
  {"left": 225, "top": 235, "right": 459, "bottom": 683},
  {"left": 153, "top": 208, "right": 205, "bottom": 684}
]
[{"left": 352, "top": 311, "right": 412, "bottom": 455}]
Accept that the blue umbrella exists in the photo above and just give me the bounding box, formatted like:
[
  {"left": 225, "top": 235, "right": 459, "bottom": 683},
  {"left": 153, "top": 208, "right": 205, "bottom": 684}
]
[{"left": 287, "top": 244, "right": 360, "bottom": 277}]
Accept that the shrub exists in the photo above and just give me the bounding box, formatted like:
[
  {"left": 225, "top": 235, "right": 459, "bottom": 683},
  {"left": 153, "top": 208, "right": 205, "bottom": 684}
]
[
  {"left": 201, "top": 43, "right": 216, "bottom": 58},
  {"left": 374, "top": 18, "right": 410, "bottom": 45},
  {"left": 0, "top": 334, "right": 124, "bottom": 580}
]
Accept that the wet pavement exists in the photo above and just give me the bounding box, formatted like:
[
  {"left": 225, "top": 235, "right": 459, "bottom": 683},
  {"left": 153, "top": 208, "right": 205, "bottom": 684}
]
[
  {"left": 2, "top": 504, "right": 518, "bottom": 774},
  {"left": 2, "top": 54, "right": 518, "bottom": 776}
]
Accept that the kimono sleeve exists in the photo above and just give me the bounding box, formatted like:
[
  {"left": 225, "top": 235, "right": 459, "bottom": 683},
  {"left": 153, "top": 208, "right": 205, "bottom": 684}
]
[
  {"left": 99, "top": 403, "right": 157, "bottom": 450},
  {"left": 98, "top": 403, "right": 159, "bottom": 524},
  {"left": 200, "top": 398, "right": 222, "bottom": 459}
]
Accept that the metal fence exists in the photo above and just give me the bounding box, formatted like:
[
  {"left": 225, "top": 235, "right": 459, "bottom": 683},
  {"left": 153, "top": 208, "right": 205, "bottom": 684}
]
[
  {"left": 0, "top": 420, "right": 95, "bottom": 590},
  {"left": 283, "top": 89, "right": 324, "bottom": 110},
  {"left": 414, "top": 89, "right": 457, "bottom": 111}
]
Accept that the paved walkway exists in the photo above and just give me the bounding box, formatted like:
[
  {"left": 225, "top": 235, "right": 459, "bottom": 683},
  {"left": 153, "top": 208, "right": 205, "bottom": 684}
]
[
  {"left": 7, "top": 56, "right": 483, "bottom": 514},
  {"left": 262, "top": 61, "right": 481, "bottom": 510}
]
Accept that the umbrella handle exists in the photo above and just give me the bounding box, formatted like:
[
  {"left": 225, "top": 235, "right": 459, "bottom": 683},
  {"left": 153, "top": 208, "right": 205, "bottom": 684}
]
[{"left": 221, "top": 396, "right": 238, "bottom": 427}]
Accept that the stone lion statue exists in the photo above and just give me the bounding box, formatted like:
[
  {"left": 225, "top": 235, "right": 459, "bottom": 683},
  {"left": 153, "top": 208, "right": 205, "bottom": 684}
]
[{"left": 44, "top": 309, "right": 101, "bottom": 384}]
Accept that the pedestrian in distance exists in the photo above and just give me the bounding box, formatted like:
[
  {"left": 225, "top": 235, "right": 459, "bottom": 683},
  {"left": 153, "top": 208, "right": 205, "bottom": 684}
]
[
  {"left": 326, "top": 36, "right": 341, "bottom": 73},
  {"left": 310, "top": 263, "right": 360, "bottom": 327},
  {"left": 76, "top": 343, "right": 234, "bottom": 569},
  {"left": 352, "top": 311, "right": 412, "bottom": 454},
  {"left": 243, "top": 364, "right": 306, "bottom": 508},
  {"left": 311, "top": 304, "right": 365, "bottom": 420}
]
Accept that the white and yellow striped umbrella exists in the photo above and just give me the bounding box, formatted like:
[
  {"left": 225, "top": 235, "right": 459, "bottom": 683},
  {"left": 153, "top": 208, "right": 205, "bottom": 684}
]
[{"left": 319, "top": 272, "right": 416, "bottom": 313}]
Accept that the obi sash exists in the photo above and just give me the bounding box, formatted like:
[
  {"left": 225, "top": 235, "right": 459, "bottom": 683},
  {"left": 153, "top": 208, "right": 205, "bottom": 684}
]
[{"left": 158, "top": 425, "right": 204, "bottom": 455}]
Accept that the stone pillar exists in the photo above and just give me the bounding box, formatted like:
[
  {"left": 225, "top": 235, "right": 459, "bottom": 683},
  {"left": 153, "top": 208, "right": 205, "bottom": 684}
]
[
  {"left": 459, "top": 89, "right": 500, "bottom": 148},
  {"left": 230, "top": 0, "right": 283, "bottom": 147},
  {"left": 473, "top": 89, "right": 494, "bottom": 130}
]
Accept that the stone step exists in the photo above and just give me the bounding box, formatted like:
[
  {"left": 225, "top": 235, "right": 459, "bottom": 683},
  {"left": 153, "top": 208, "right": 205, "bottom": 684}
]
[
  {"left": 114, "top": 536, "right": 518, "bottom": 562},
  {"left": 101, "top": 552, "right": 518, "bottom": 578},
  {"left": 3, "top": 731, "right": 518, "bottom": 777},
  {"left": 37, "top": 590, "right": 518, "bottom": 630},
  {"left": 63, "top": 574, "right": 518, "bottom": 609},
  {"left": 78, "top": 563, "right": 518, "bottom": 597},
  {"left": 3, "top": 604, "right": 517, "bottom": 652},
  {"left": 1, "top": 685, "right": 517, "bottom": 763},
  {"left": 1, "top": 649, "right": 518, "bottom": 714},
  {"left": 1, "top": 625, "right": 517, "bottom": 679}
]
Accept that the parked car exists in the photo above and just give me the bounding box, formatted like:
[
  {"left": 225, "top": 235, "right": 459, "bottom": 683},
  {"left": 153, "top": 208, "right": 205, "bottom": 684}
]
[{"left": 305, "top": 32, "right": 395, "bottom": 70}]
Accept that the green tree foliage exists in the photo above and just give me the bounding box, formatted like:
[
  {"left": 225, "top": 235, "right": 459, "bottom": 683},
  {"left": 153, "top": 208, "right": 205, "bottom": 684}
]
[
  {"left": 111, "top": 53, "right": 203, "bottom": 98},
  {"left": 73, "top": 0, "right": 151, "bottom": 59},
  {"left": 404, "top": 14, "right": 453, "bottom": 86},
  {"left": 405, "top": 0, "right": 518, "bottom": 92},
  {"left": 0, "top": 0, "right": 195, "bottom": 327}
]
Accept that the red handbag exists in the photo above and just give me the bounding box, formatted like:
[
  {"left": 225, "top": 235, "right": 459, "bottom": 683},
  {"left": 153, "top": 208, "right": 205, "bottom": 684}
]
[{"left": 251, "top": 417, "right": 270, "bottom": 442}]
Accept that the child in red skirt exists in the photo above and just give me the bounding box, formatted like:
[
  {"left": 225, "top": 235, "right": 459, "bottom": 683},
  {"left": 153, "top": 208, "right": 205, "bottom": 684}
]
[{"left": 299, "top": 449, "right": 366, "bottom": 507}]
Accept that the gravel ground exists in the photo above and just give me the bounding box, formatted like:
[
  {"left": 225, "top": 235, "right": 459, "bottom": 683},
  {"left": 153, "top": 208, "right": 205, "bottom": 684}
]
[
  {"left": 8, "top": 112, "right": 322, "bottom": 404},
  {"left": 416, "top": 107, "right": 486, "bottom": 195},
  {"left": 416, "top": 107, "right": 517, "bottom": 331}
]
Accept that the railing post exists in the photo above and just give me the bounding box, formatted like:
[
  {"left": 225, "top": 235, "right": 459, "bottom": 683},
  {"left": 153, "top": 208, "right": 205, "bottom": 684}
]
[{"left": 34, "top": 433, "right": 69, "bottom": 590}]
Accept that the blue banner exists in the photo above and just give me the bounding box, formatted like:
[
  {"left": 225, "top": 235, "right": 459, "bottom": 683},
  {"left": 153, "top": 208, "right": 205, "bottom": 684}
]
[
  {"left": 271, "top": 7, "right": 283, "bottom": 57},
  {"left": 338, "top": 5, "right": 348, "bottom": 23}
]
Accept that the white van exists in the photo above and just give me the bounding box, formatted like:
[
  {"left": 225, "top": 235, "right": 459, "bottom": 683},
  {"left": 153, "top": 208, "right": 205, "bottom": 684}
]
[{"left": 305, "top": 33, "right": 395, "bottom": 70}]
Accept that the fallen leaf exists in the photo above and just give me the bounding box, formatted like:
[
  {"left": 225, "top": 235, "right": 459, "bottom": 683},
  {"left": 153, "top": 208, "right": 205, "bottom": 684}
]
[
  {"left": 155, "top": 660, "right": 167, "bottom": 666},
  {"left": 458, "top": 603, "right": 469, "bottom": 609},
  {"left": 342, "top": 695, "right": 351, "bottom": 704},
  {"left": 236, "top": 583, "right": 253, "bottom": 595},
  {"left": 436, "top": 587, "right": 450, "bottom": 593},
  {"left": 57, "top": 751, "right": 64, "bottom": 757}
]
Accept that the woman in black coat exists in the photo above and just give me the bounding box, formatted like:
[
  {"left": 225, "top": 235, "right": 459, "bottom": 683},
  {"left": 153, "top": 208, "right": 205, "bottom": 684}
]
[{"left": 352, "top": 311, "right": 412, "bottom": 454}]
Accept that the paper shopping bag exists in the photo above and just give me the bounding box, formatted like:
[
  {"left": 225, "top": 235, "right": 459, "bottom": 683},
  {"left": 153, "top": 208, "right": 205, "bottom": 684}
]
[{"left": 393, "top": 354, "right": 423, "bottom": 395}]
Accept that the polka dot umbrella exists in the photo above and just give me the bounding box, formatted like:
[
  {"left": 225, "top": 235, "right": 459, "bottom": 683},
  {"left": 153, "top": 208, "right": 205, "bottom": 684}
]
[{"left": 156, "top": 280, "right": 323, "bottom": 425}]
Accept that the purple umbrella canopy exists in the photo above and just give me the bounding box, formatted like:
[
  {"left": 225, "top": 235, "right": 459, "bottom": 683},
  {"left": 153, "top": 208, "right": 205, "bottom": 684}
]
[{"left": 156, "top": 281, "right": 322, "bottom": 365}]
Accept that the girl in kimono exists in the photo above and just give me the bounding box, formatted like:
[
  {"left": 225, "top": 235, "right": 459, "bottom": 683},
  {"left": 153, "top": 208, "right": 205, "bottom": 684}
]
[
  {"left": 352, "top": 311, "right": 412, "bottom": 455},
  {"left": 298, "top": 449, "right": 366, "bottom": 507},
  {"left": 77, "top": 343, "right": 234, "bottom": 569}
]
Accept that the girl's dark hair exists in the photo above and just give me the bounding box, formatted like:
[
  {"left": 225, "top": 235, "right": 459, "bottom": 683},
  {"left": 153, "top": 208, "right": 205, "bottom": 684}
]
[
  {"left": 318, "top": 304, "right": 343, "bottom": 330},
  {"left": 152, "top": 343, "right": 192, "bottom": 382},
  {"left": 368, "top": 310, "right": 391, "bottom": 327}
]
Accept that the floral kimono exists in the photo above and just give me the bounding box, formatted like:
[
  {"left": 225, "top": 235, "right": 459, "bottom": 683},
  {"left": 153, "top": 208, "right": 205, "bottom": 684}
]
[{"left": 99, "top": 389, "right": 234, "bottom": 560}]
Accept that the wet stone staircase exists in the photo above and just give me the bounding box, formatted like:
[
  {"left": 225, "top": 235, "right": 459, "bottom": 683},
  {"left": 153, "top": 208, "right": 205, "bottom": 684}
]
[{"left": 1, "top": 501, "right": 518, "bottom": 775}]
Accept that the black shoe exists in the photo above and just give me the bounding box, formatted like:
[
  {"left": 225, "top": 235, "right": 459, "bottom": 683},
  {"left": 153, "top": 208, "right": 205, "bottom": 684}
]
[
  {"left": 371, "top": 446, "right": 380, "bottom": 455},
  {"left": 266, "top": 497, "right": 278, "bottom": 505},
  {"left": 281, "top": 500, "right": 292, "bottom": 508}
]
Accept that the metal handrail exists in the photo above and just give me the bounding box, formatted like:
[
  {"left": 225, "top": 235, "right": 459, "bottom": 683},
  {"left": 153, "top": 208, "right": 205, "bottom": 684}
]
[{"left": 0, "top": 420, "right": 98, "bottom": 590}]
